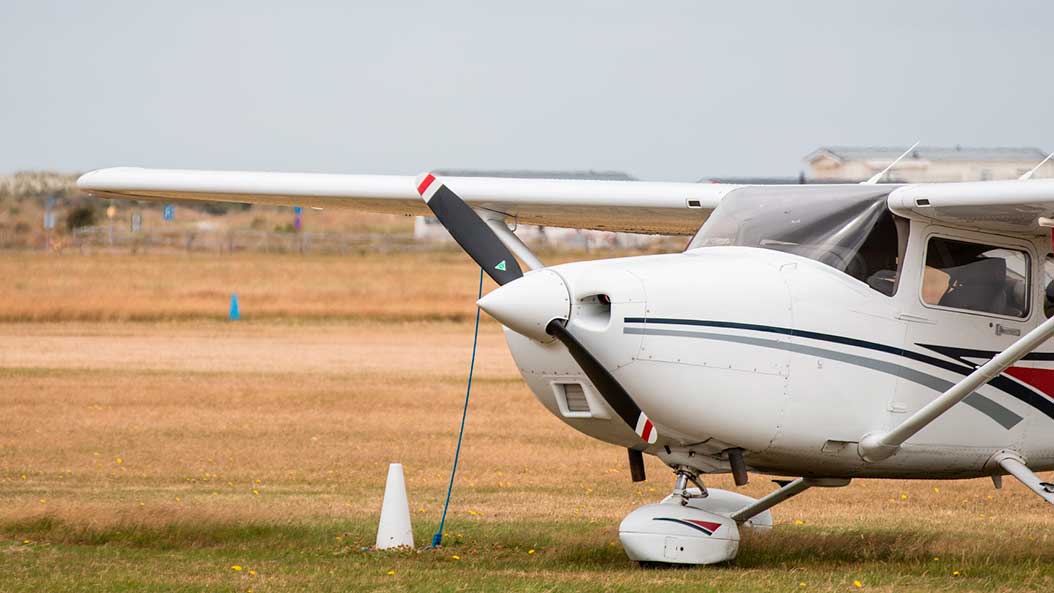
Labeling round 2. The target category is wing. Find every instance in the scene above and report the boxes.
[888,179,1054,235]
[77,167,737,235]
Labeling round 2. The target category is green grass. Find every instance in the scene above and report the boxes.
[3,516,1053,592]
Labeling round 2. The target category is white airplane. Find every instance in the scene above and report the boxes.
[78,153,1054,565]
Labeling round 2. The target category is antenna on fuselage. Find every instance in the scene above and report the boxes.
[861,141,920,185]
[1019,150,1054,180]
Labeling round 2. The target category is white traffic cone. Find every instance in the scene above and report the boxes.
[375,463,414,549]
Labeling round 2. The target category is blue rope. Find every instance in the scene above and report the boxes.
[431,267,484,548]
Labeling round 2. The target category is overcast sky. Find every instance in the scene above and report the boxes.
[2,1,1051,181]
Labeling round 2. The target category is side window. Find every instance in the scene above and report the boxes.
[922,237,1030,318]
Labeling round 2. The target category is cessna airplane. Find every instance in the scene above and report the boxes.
[78,152,1054,565]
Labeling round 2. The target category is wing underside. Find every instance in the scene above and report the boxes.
[888,179,1054,235]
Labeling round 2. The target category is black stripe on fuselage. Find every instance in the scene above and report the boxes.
[919,343,1054,363]
[624,317,1054,422]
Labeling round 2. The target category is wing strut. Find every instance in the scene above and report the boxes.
[993,452,1054,505]
[859,314,1054,462]
[479,211,545,271]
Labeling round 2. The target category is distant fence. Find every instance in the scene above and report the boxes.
[4,225,682,255]
[69,226,433,255]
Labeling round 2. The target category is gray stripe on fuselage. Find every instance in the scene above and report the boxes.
[624,326,1023,430]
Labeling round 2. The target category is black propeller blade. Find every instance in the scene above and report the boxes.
[546,319,657,444]
[416,173,524,286]
[415,173,657,445]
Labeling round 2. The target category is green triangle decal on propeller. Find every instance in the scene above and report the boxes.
[495,260,507,271]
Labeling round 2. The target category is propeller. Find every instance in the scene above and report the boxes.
[414,173,658,446]
[416,173,523,286]
[544,319,657,444]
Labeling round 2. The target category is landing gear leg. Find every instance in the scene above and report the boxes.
[672,466,708,506]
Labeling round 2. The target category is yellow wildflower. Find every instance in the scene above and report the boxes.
[528,549,535,555]
[230,565,242,572]
[853,580,862,588]
[794,519,805,525]
[451,555,460,560]
[387,570,396,576]
[115,458,123,464]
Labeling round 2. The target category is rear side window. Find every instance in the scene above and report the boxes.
[922,237,1030,318]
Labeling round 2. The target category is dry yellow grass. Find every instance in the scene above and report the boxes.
[1,252,493,322]
[2,319,1052,535]
[1,252,1054,591]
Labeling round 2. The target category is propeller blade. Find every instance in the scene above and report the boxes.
[414,174,654,444]
[545,319,658,444]
[415,173,524,286]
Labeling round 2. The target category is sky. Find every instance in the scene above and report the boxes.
[2,1,1052,181]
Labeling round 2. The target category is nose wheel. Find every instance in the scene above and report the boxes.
[672,466,708,506]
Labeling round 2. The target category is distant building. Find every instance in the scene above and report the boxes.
[805,146,1053,183]
[699,175,806,185]
[432,169,636,182]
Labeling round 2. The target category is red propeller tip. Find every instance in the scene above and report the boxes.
[416,173,437,196]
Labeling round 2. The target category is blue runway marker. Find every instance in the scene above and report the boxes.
[229,293,240,321]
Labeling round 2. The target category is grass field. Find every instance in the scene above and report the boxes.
[2,252,1054,592]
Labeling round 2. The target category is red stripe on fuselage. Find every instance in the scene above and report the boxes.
[1004,366,1054,399]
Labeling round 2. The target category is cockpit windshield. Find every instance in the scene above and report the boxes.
[686,191,901,295]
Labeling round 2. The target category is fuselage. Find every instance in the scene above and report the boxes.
[499,214,1054,480]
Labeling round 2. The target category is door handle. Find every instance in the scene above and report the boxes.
[995,324,1021,336]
